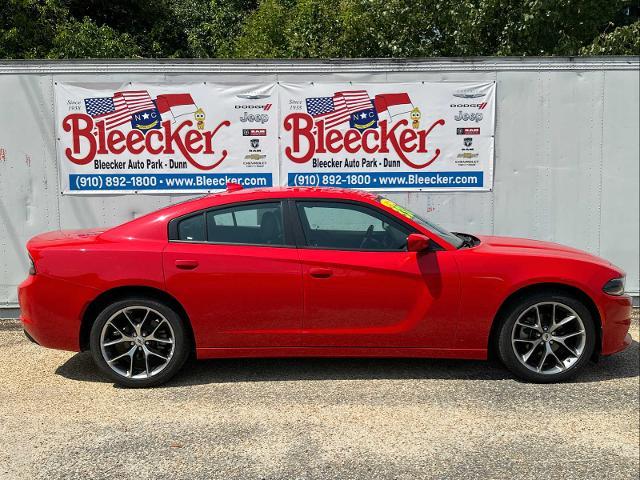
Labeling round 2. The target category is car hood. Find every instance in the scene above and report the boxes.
[474,235,614,268]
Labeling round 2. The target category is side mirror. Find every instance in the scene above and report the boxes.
[407,233,431,252]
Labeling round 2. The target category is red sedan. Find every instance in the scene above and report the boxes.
[19,186,632,387]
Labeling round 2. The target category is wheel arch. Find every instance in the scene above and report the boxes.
[487,282,602,358]
[80,286,194,352]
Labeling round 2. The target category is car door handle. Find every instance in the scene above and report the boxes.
[175,260,199,270]
[309,267,333,278]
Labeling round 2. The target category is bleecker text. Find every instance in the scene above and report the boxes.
[62,113,230,170]
[283,113,444,169]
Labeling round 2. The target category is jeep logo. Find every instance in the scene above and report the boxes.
[240,112,269,123]
[454,111,483,123]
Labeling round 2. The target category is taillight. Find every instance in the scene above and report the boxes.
[28,256,36,275]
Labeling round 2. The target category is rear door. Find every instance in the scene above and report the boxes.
[163,200,303,348]
[293,200,460,348]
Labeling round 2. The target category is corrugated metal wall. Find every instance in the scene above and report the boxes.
[1,58,638,311]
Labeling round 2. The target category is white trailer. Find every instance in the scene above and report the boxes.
[0,57,638,315]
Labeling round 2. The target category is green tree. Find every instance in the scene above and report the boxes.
[580,20,640,55]
[0,0,68,58]
[48,17,140,58]
[1,0,638,58]
[232,0,637,58]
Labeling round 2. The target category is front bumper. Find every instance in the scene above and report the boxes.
[599,293,634,356]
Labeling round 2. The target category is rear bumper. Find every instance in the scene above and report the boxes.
[18,274,98,352]
[599,293,634,356]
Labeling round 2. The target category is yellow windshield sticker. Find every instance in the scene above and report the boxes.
[380,198,415,219]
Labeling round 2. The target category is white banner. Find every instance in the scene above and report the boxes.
[280,82,495,191]
[55,82,278,194]
[54,81,494,194]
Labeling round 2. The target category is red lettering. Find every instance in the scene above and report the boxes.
[145,130,163,154]
[96,120,108,154]
[284,113,315,163]
[283,113,446,169]
[127,129,145,154]
[107,130,126,154]
[62,114,96,165]
[184,130,203,155]
[326,129,343,154]
[343,130,360,154]
[60,113,229,170]
[399,129,418,153]
[362,129,380,153]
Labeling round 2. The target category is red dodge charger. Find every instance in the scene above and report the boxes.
[19,186,632,387]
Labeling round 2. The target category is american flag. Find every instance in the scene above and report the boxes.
[305,90,373,129]
[84,91,156,130]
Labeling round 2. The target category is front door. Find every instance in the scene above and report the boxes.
[163,200,303,348]
[294,200,460,348]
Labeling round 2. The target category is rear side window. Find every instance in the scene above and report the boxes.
[177,214,205,241]
[207,202,283,245]
[170,201,287,246]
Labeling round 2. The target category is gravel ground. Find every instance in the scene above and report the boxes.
[0,312,638,480]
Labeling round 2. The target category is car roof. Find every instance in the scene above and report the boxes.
[183,186,380,210]
[212,186,378,200]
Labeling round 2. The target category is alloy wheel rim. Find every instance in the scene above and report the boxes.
[511,302,586,375]
[100,306,175,379]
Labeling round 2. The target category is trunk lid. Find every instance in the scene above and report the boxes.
[27,228,106,251]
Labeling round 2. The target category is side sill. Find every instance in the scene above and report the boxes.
[195,346,487,361]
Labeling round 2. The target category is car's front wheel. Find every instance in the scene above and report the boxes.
[89,297,190,387]
[497,293,596,383]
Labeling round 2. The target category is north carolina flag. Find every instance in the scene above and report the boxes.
[374,93,413,119]
[156,93,197,119]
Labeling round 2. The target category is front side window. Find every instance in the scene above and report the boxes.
[206,202,284,246]
[296,201,410,250]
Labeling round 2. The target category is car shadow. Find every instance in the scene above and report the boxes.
[55,339,638,387]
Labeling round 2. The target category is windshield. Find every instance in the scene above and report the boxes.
[377,197,464,248]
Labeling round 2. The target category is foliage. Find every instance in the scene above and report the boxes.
[580,20,640,55]
[1,0,638,58]
[48,17,140,58]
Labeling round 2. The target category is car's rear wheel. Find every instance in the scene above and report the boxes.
[497,293,596,383]
[89,297,190,387]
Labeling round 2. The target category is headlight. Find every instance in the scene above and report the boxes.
[603,277,625,296]
[28,256,36,276]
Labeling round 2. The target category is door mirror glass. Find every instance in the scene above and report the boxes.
[407,233,431,252]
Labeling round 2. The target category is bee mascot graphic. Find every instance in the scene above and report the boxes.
[194,108,206,130]
[410,107,421,129]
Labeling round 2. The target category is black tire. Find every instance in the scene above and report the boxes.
[497,292,596,383]
[89,297,191,387]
